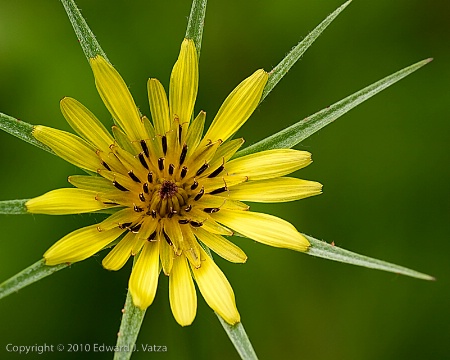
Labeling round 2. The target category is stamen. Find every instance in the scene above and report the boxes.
[128,170,141,183]
[184,205,192,212]
[161,135,167,155]
[178,219,190,224]
[158,157,165,171]
[113,181,128,192]
[163,230,173,245]
[103,201,119,205]
[148,231,157,241]
[209,186,227,195]
[168,207,177,218]
[169,163,175,175]
[130,223,142,233]
[194,186,205,201]
[151,210,157,218]
[148,172,153,183]
[138,153,149,170]
[203,207,220,213]
[196,162,209,176]
[178,124,183,144]
[134,205,144,212]
[179,144,187,165]
[180,166,188,179]
[191,180,198,190]
[101,161,111,171]
[143,183,149,194]
[139,193,146,202]
[119,222,132,229]
[190,220,203,227]
[140,140,149,157]
[208,164,225,178]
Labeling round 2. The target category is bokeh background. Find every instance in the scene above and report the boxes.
[0,0,449,359]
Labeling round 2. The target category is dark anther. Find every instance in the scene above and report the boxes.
[134,205,144,212]
[161,135,167,155]
[119,222,132,229]
[178,219,190,224]
[113,181,128,192]
[208,164,224,178]
[138,153,149,170]
[209,186,227,195]
[191,180,198,190]
[128,170,141,183]
[168,207,177,218]
[203,207,220,213]
[140,140,149,157]
[148,172,153,183]
[151,210,157,218]
[103,201,119,205]
[139,193,146,202]
[189,220,203,227]
[194,186,205,201]
[130,223,142,233]
[169,163,175,175]
[158,157,164,171]
[180,166,188,179]
[196,163,209,176]
[143,183,149,194]
[101,161,111,171]
[184,205,192,212]
[178,124,183,144]
[179,144,187,165]
[163,230,173,245]
[148,231,157,241]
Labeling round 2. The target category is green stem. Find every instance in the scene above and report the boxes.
[185,0,207,59]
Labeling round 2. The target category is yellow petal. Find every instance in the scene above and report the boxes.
[97,208,141,231]
[185,110,206,156]
[226,149,312,180]
[68,175,115,192]
[160,232,174,276]
[33,125,100,172]
[148,78,171,135]
[191,247,240,325]
[179,225,201,268]
[169,39,198,125]
[129,241,160,309]
[212,210,310,252]
[26,188,113,215]
[194,227,247,263]
[202,69,268,145]
[90,56,146,141]
[169,255,197,326]
[60,97,114,151]
[44,225,124,265]
[228,177,323,202]
[102,232,137,270]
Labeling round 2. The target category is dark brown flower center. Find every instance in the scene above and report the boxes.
[159,180,178,199]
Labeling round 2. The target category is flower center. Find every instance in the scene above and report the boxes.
[148,179,188,218]
[159,180,178,199]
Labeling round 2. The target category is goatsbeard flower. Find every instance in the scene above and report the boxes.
[26,39,322,326]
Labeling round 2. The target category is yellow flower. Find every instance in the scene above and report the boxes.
[26,39,322,326]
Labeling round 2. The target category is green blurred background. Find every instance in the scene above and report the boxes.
[1,0,449,359]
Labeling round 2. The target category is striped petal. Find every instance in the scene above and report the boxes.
[60,97,114,151]
[148,78,171,135]
[102,232,137,271]
[90,55,146,141]
[129,241,160,309]
[26,188,112,215]
[194,227,247,263]
[226,149,312,180]
[212,210,310,252]
[44,225,125,265]
[169,39,198,125]
[33,125,100,172]
[202,69,268,145]
[228,177,323,202]
[169,255,197,326]
[191,247,240,325]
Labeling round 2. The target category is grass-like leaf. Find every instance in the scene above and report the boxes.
[262,0,352,102]
[114,289,146,360]
[237,58,432,158]
[0,259,69,300]
[61,0,108,62]
[216,315,258,360]
[305,234,435,281]
[0,199,29,214]
[0,113,53,154]
[185,0,207,59]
